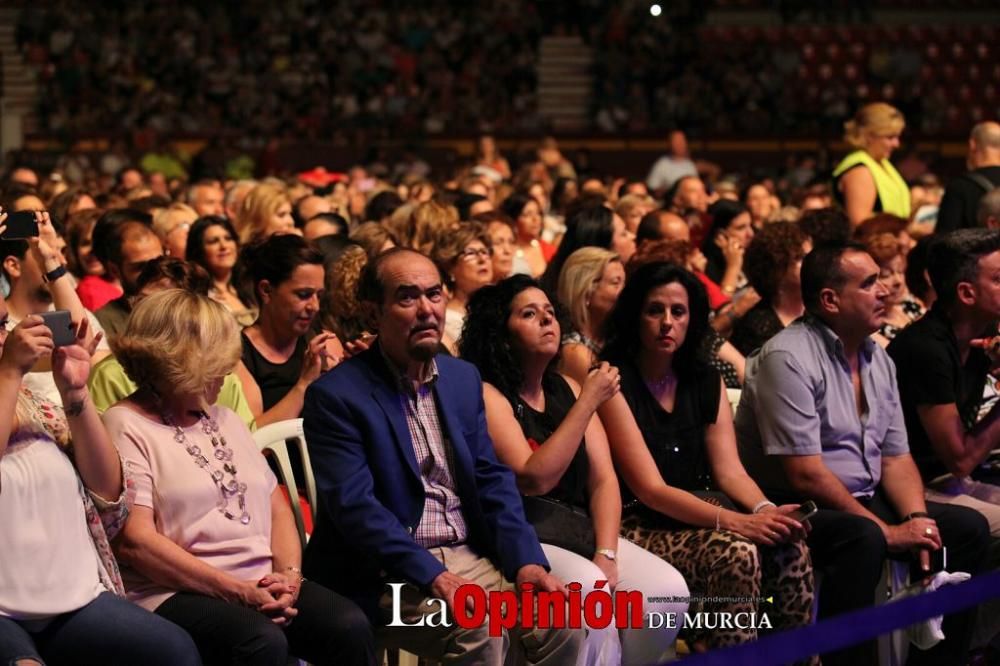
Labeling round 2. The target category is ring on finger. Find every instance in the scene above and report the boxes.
[924,527,933,536]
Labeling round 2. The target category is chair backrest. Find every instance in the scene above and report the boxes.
[253,419,310,548]
[253,418,316,513]
[726,388,742,417]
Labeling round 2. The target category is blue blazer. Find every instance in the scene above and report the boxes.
[301,346,547,619]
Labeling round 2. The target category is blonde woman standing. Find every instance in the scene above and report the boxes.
[833,102,911,227]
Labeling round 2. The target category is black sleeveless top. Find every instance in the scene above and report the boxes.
[512,373,590,510]
[617,357,720,493]
[240,332,307,411]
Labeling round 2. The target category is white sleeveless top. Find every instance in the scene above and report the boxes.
[0,394,104,620]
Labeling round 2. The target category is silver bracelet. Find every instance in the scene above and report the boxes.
[752,500,777,514]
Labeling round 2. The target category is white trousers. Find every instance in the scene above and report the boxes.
[541,537,689,666]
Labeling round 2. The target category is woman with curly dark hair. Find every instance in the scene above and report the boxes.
[729,222,811,357]
[459,275,688,666]
[597,261,815,651]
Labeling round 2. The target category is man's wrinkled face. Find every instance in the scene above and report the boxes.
[376,252,447,365]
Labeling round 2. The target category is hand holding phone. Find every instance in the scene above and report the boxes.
[911,546,947,582]
[39,310,75,347]
[787,500,818,524]
[1,211,40,240]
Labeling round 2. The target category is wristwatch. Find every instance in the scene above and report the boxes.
[595,548,617,561]
[44,265,68,283]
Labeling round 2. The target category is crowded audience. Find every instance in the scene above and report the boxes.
[4,89,1000,665]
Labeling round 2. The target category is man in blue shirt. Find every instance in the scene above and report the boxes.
[737,242,989,666]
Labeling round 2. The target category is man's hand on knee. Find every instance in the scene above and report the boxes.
[431,571,478,615]
[515,564,566,594]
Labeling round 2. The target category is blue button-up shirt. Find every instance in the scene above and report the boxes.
[736,316,909,499]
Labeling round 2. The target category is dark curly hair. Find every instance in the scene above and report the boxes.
[603,262,709,380]
[459,275,566,403]
[744,221,809,302]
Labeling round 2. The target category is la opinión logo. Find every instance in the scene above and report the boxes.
[387,581,774,636]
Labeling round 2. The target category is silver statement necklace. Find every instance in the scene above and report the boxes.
[163,409,251,525]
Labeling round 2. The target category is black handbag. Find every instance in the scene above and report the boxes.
[521,495,596,559]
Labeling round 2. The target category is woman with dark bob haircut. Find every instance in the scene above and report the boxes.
[459,275,688,665]
[596,261,815,651]
[186,216,256,327]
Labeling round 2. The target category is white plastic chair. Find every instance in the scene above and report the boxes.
[253,418,313,548]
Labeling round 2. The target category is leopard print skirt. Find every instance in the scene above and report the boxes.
[622,514,815,652]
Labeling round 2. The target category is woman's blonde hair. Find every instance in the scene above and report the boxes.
[152,202,198,242]
[844,102,905,149]
[113,289,242,400]
[557,247,620,335]
[409,201,460,255]
[236,183,290,244]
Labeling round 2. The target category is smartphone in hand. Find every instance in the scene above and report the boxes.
[39,310,75,347]
[787,500,818,524]
[911,546,947,581]
[1,211,40,239]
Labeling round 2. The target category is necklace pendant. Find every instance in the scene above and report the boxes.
[240,513,251,525]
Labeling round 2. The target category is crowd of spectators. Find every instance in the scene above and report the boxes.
[4,44,1000,660]
[589,8,999,136]
[15,0,542,138]
[14,3,1000,140]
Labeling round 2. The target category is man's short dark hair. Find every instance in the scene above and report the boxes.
[801,241,868,314]
[358,247,440,306]
[927,229,1000,308]
[91,208,153,267]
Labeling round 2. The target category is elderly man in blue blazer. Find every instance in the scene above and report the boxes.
[302,248,582,665]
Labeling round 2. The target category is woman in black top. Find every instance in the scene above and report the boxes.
[598,262,815,652]
[460,275,688,666]
[235,234,342,427]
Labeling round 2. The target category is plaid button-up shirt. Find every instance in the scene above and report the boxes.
[391,357,468,548]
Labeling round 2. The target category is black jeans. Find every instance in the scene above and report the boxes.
[802,494,989,666]
[155,580,376,666]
